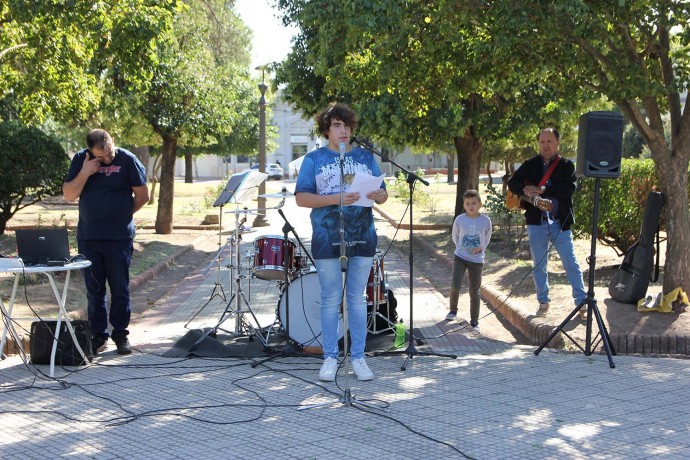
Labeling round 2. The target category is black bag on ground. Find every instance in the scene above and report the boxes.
[608,191,665,304]
[30,320,93,366]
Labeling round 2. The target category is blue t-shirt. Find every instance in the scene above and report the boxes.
[295,146,385,259]
[65,147,147,240]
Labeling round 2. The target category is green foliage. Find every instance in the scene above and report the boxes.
[622,125,645,159]
[389,169,436,213]
[0,121,69,234]
[483,185,525,249]
[203,179,227,209]
[572,159,689,255]
[0,0,181,124]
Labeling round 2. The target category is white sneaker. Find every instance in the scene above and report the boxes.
[471,323,480,332]
[445,311,457,321]
[319,357,338,381]
[351,357,374,381]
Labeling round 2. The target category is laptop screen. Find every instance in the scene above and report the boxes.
[15,228,71,265]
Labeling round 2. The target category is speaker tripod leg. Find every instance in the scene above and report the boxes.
[584,300,616,367]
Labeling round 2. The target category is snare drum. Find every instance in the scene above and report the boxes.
[252,235,296,281]
[277,272,344,348]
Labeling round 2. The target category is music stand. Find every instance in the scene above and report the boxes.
[185,171,267,330]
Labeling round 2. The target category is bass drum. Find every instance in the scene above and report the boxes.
[277,272,344,349]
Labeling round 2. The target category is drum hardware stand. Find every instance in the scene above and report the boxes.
[184,200,233,329]
[299,142,383,412]
[252,208,318,368]
[187,170,268,335]
[534,178,616,368]
[366,253,396,335]
[352,137,457,369]
[193,205,269,349]
[184,237,230,329]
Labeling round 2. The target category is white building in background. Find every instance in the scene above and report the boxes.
[172,90,448,180]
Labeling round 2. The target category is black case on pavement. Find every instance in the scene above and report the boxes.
[30,320,93,366]
[608,191,665,304]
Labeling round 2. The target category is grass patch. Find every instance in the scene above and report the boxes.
[131,240,189,277]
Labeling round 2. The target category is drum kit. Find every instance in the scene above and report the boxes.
[188,187,398,351]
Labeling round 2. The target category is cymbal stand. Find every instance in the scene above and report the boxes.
[184,237,230,329]
[184,204,229,329]
[196,206,268,347]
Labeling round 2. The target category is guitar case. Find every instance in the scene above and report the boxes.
[608,191,665,304]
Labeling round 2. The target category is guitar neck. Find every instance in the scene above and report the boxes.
[520,194,547,208]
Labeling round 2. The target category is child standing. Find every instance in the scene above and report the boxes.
[446,190,492,331]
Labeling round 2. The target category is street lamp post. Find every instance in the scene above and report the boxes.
[254,67,269,227]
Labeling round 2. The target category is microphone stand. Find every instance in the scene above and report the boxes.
[352,138,457,370]
[300,142,380,412]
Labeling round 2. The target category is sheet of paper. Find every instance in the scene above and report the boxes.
[349,172,385,207]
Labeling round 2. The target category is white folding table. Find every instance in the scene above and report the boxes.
[1,260,91,377]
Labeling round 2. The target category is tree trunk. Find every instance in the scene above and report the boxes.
[155,135,178,234]
[148,155,162,205]
[184,151,193,183]
[446,152,455,184]
[650,141,690,294]
[453,127,483,217]
[130,145,151,173]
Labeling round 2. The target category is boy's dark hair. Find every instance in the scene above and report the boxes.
[537,127,560,141]
[463,189,481,202]
[316,102,357,138]
[86,129,114,150]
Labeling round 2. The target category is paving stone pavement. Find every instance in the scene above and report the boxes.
[2,190,690,459]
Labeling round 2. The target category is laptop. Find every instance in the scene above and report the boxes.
[15,228,71,266]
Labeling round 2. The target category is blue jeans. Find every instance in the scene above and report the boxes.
[314,256,372,359]
[78,239,134,340]
[526,220,586,307]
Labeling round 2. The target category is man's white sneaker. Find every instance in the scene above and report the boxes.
[319,357,338,381]
[351,357,374,381]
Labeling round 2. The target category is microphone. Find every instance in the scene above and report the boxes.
[350,136,369,149]
[278,208,286,219]
[339,255,348,272]
[338,142,346,162]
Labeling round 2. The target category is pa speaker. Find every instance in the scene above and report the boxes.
[576,111,624,178]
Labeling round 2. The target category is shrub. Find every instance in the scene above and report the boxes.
[572,158,689,255]
[390,169,435,212]
[485,185,525,248]
[0,121,69,234]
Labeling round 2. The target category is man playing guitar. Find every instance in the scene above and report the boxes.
[507,127,587,319]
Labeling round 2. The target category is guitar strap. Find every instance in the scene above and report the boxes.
[538,155,561,188]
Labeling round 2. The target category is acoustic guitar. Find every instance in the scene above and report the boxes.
[506,189,551,212]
